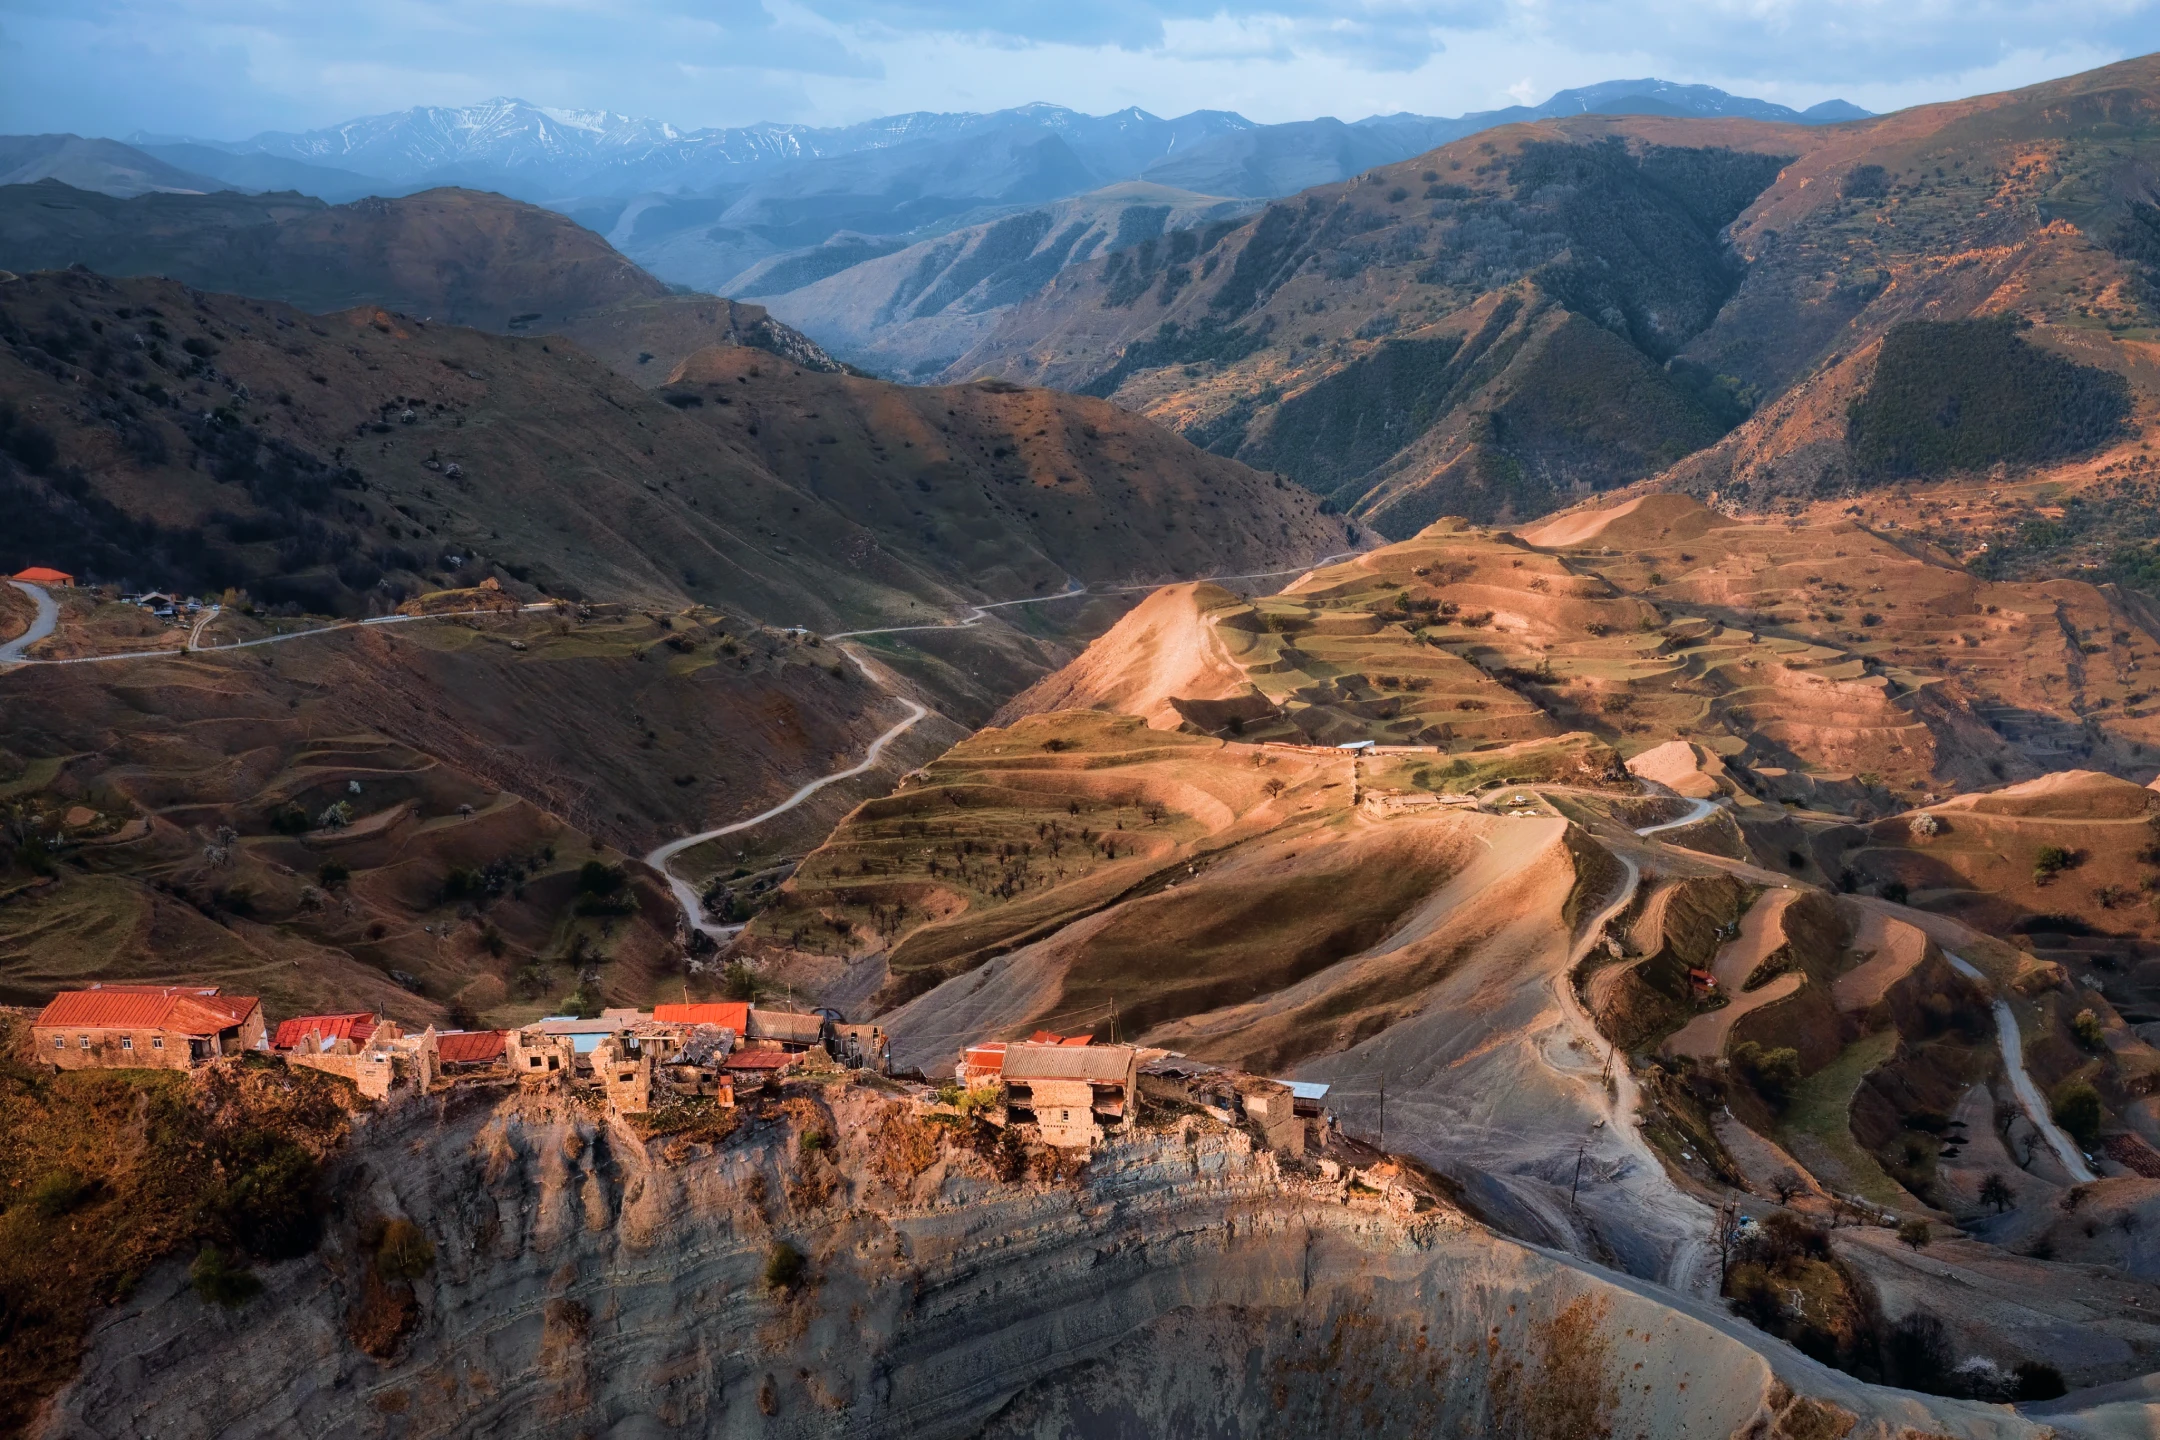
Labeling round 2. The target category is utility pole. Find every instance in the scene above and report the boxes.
[1377,1069,1387,1152]
[1110,995,1119,1046]
[1571,1140,1588,1208]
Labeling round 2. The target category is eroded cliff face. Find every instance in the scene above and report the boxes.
[41,1083,2037,1440]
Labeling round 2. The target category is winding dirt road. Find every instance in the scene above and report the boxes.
[0,583,555,669]
[644,649,929,942]
[1944,951,2098,1183]
[644,548,1361,941]
[1634,794,1722,837]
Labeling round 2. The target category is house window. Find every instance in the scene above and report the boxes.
[52,1036,63,1050]
[79,1035,90,1049]
[152,1036,164,1049]
[121,1036,133,1050]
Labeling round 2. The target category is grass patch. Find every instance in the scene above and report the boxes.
[1777,1028,1906,1209]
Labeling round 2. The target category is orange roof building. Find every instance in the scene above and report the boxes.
[272,1013,379,1052]
[653,1001,751,1034]
[437,1030,508,1067]
[11,566,74,586]
[33,984,265,1071]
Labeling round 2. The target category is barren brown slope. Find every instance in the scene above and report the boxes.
[1000,487,2160,809]
[0,269,1342,640]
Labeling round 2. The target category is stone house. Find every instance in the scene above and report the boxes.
[1000,1042,1139,1150]
[505,1027,579,1082]
[591,1034,654,1116]
[1237,1079,1306,1158]
[33,985,265,1071]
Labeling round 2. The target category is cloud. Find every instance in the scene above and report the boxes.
[0,0,2151,138]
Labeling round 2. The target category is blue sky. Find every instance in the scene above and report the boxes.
[0,0,2153,139]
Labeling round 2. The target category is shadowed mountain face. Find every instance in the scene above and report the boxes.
[0,184,663,331]
[0,268,1344,626]
[0,182,846,383]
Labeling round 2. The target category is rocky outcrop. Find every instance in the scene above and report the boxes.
[42,1082,2047,1439]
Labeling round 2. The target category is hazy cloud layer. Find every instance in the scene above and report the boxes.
[0,0,2150,140]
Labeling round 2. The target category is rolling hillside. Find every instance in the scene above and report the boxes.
[0,268,1343,629]
[944,114,1819,532]
[948,55,2160,546]
[0,182,848,385]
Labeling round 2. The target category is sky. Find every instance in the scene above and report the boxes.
[0,0,2153,140]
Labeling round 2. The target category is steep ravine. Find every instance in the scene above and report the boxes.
[43,1084,2043,1439]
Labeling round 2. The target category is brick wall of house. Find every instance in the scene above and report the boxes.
[33,1026,202,1071]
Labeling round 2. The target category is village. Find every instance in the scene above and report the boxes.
[25,979,1388,1185]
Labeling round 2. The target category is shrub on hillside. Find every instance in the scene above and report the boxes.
[1730,1041,1803,1107]
[2052,1079,2102,1150]
[763,1241,804,1290]
[188,1246,261,1308]
[577,860,626,895]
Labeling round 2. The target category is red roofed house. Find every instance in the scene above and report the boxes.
[12,567,74,586]
[654,1001,751,1033]
[958,1042,1007,1086]
[34,984,265,1071]
[436,1030,507,1069]
[272,1013,378,1053]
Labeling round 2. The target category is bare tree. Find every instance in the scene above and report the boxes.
[1979,1173,2015,1214]
[1771,1170,1806,1206]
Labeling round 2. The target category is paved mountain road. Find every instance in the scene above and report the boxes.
[0,581,59,662]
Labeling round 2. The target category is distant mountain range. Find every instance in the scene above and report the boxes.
[87,83,1865,303]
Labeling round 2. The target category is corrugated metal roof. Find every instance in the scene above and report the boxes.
[1282,1081,1332,1101]
[654,1002,750,1032]
[36,987,258,1035]
[437,1031,506,1064]
[272,1014,377,1051]
[747,1010,823,1043]
[1003,1042,1137,1084]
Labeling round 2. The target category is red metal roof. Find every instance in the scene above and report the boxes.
[654,1002,751,1032]
[272,1014,377,1051]
[1025,1030,1093,1046]
[36,986,259,1035]
[13,567,74,584]
[437,1030,507,1064]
